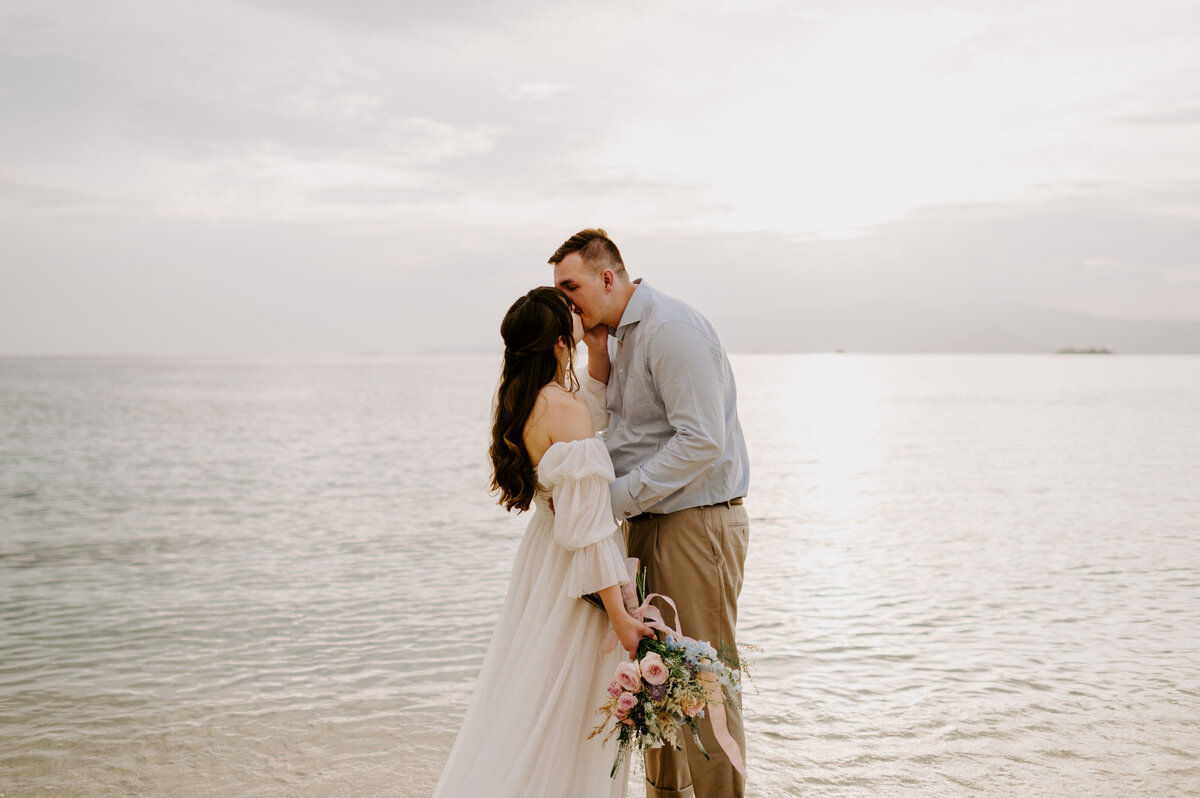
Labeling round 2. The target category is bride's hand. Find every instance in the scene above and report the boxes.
[582,323,609,353]
[582,324,611,384]
[596,584,653,656]
[613,613,655,658]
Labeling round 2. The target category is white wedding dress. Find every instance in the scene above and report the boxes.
[432,437,631,798]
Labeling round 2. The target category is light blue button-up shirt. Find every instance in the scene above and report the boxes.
[582,281,750,520]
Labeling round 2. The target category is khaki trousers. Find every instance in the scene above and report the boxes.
[624,501,750,798]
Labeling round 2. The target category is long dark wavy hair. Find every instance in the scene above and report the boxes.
[489,287,580,513]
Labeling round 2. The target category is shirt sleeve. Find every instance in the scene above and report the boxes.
[539,439,630,597]
[609,319,726,520]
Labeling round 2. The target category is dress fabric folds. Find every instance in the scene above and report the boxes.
[432,437,630,798]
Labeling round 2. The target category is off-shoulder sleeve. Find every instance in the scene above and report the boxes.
[537,438,629,598]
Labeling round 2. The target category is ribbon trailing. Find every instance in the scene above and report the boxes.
[596,561,746,778]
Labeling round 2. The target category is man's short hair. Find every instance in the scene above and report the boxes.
[548,228,626,275]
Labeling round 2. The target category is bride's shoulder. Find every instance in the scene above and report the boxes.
[531,384,592,439]
[538,382,585,406]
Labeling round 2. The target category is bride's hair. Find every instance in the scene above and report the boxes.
[490,286,579,513]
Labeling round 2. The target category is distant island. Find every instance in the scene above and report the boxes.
[1056,347,1114,354]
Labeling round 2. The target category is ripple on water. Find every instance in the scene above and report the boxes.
[3,355,1200,796]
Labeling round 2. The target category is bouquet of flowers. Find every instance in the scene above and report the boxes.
[590,573,746,778]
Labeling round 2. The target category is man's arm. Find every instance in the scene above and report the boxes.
[608,320,725,520]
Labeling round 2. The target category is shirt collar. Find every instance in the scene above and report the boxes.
[613,279,649,341]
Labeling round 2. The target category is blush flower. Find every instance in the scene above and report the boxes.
[616,692,638,713]
[615,661,642,693]
[682,697,704,717]
[639,652,669,686]
[607,681,622,697]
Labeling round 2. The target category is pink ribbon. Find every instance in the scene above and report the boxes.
[632,591,680,636]
[596,575,746,777]
[703,682,746,777]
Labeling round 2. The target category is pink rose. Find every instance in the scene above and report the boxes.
[639,652,669,686]
[614,661,641,693]
[682,697,704,717]
[607,681,621,697]
[616,692,638,713]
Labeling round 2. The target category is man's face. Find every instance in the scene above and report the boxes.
[554,252,607,330]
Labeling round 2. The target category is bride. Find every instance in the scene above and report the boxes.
[432,286,654,798]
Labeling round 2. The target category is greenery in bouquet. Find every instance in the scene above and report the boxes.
[590,570,747,778]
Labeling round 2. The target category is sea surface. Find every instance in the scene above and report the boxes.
[1,354,1198,797]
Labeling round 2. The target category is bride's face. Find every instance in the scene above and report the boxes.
[568,303,584,346]
[554,302,583,365]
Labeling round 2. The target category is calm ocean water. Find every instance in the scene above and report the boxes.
[1,354,1198,797]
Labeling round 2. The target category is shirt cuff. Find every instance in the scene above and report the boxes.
[609,475,640,521]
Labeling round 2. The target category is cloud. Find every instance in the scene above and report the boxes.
[383,118,497,164]
[1123,107,1200,125]
[504,81,570,100]
[619,182,1200,323]
[3,0,1200,354]
[0,178,102,211]
[231,0,568,33]
[3,182,1198,356]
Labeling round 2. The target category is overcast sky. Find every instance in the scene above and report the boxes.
[2,0,1199,355]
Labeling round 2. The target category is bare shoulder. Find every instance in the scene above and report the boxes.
[525,384,593,465]
[528,383,578,422]
[540,385,594,443]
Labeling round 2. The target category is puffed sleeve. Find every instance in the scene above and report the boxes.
[537,438,630,598]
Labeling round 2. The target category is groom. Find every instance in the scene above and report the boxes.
[551,229,751,798]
